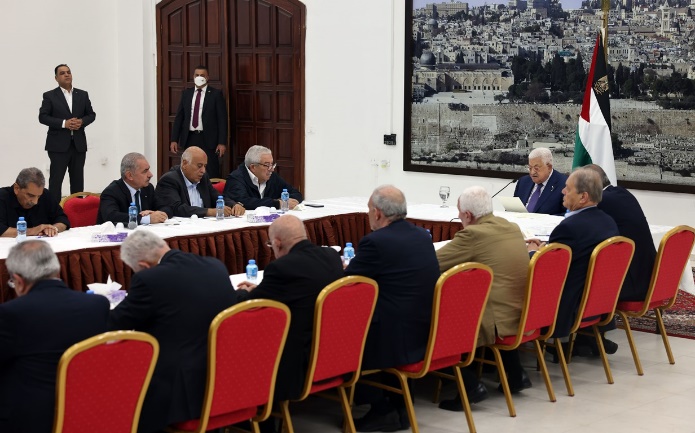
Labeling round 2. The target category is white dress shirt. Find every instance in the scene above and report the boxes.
[181,169,203,207]
[246,166,267,197]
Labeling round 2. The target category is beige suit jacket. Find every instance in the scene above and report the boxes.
[436,213,529,346]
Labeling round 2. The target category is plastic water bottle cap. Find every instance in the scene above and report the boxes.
[86,290,94,294]
[346,242,352,247]
[218,196,223,199]
[249,259,256,264]
[130,202,135,206]
[18,217,24,221]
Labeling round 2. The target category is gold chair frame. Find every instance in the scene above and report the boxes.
[59,191,101,208]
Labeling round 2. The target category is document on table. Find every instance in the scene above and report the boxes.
[230,271,265,289]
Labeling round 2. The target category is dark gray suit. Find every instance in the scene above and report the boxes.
[155,166,237,218]
[39,86,96,201]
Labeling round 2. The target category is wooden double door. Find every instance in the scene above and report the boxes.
[157,0,305,191]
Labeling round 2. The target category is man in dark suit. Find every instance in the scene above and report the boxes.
[224,145,302,210]
[169,65,228,178]
[584,164,657,302]
[513,147,567,215]
[345,185,440,432]
[528,167,619,349]
[109,231,238,433]
[0,240,109,433]
[39,64,96,202]
[0,167,69,237]
[236,215,343,424]
[97,152,168,225]
[155,146,244,218]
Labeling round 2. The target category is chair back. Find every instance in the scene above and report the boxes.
[195,300,290,432]
[644,225,695,309]
[421,263,493,373]
[60,192,101,228]
[53,331,159,433]
[572,236,635,331]
[299,276,378,399]
[210,178,226,195]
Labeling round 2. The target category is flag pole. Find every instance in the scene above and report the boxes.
[602,0,609,57]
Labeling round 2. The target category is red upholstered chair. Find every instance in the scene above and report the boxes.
[168,299,290,433]
[552,236,634,396]
[59,192,101,228]
[210,178,226,195]
[53,331,159,433]
[278,276,378,433]
[359,263,493,433]
[469,243,571,417]
[616,225,695,375]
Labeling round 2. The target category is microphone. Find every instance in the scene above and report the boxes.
[491,178,519,199]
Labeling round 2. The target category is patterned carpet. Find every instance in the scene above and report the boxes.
[618,287,695,340]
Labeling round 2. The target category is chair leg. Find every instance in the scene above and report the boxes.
[655,308,675,364]
[391,372,419,433]
[491,347,516,417]
[616,310,643,375]
[566,333,576,364]
[534,340,556,402]
[278,401,294,433]
[453,366,476,433]
[554,337,574,397]
[432,377,443,403]
[335,387,356,433]
[250,422,261,433]
[592,326,614,384]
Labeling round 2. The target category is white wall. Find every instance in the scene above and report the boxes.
[0,0,692,228]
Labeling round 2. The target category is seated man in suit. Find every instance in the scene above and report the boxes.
[97,152,168,225]
[0,240,109,433]
[155,146,244,218]
[224,145,302,210]
[584,164,657,302]
[0,167,70,237]
[528,167,620,354]
[436,186,531,412]
[236,215,344,431]
[344,185,440,432]
[108,230,239,433]
[513,147,567,215]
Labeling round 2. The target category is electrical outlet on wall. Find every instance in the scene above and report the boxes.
[383,134,396,145]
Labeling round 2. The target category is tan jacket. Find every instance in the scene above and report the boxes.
[436,213,529,346]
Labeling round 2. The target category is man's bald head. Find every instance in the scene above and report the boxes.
[268,215,307,258]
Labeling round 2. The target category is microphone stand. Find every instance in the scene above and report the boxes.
[491,178,519,198]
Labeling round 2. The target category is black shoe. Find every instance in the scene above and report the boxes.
[354,407,402,432]
[599,337,619,355]
[396,407,410,430]
[498,370,532,394]
[438,383,489,412]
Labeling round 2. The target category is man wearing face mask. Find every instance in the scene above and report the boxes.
[169,65,229,178]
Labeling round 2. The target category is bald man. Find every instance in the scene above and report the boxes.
[155,146,244,218]
[236,215,344,405]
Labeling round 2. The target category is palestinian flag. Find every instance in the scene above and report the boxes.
[573,31,617,186]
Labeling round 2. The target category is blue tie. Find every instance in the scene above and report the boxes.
[526,184,542,213]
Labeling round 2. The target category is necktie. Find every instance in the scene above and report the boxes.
[134,190,141,214]
[526,184,542,213]
[192,89,202,128]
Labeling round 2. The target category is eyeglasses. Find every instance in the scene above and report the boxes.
[255,162,277,170]
[526,164,545,172]
[266,240,273,247]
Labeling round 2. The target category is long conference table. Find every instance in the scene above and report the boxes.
[1,197,692,302]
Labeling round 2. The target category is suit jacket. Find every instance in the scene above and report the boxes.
[599,186,657,301]
[436,214,529,346]
[236,240,344,400]
[514,170,568,216]
[108,250,238,433]
[344,219,440,370]
[224,163,303,210]
[155,166,236,218]
[0,186,70,236]
[39,86,96,152]
[170,86,228,150]
[97,179,157,225]
[0,280,109,433]
[548,207,619,337]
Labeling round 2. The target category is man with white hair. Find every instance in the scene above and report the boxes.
[436,186,531,411]
[109,230,238,433]
[224,145,302,210]
[0,240,109,433]
[513,147,567,215]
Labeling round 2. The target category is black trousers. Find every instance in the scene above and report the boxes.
[185,132,222,178]
[48,139,85,202]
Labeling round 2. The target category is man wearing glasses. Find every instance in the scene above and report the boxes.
[224,145,302,210]
[513,147,567,216]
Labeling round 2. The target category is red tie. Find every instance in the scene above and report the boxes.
[192,89,202,128]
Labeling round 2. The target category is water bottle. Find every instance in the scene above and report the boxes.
[343,242,355,266]
[16,217,26,243]
[216,196,225,220]
[128,202,138,229]
[246,259,258,282]
[280,189,290,213]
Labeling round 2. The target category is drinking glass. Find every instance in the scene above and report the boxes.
[439,186,450,208]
